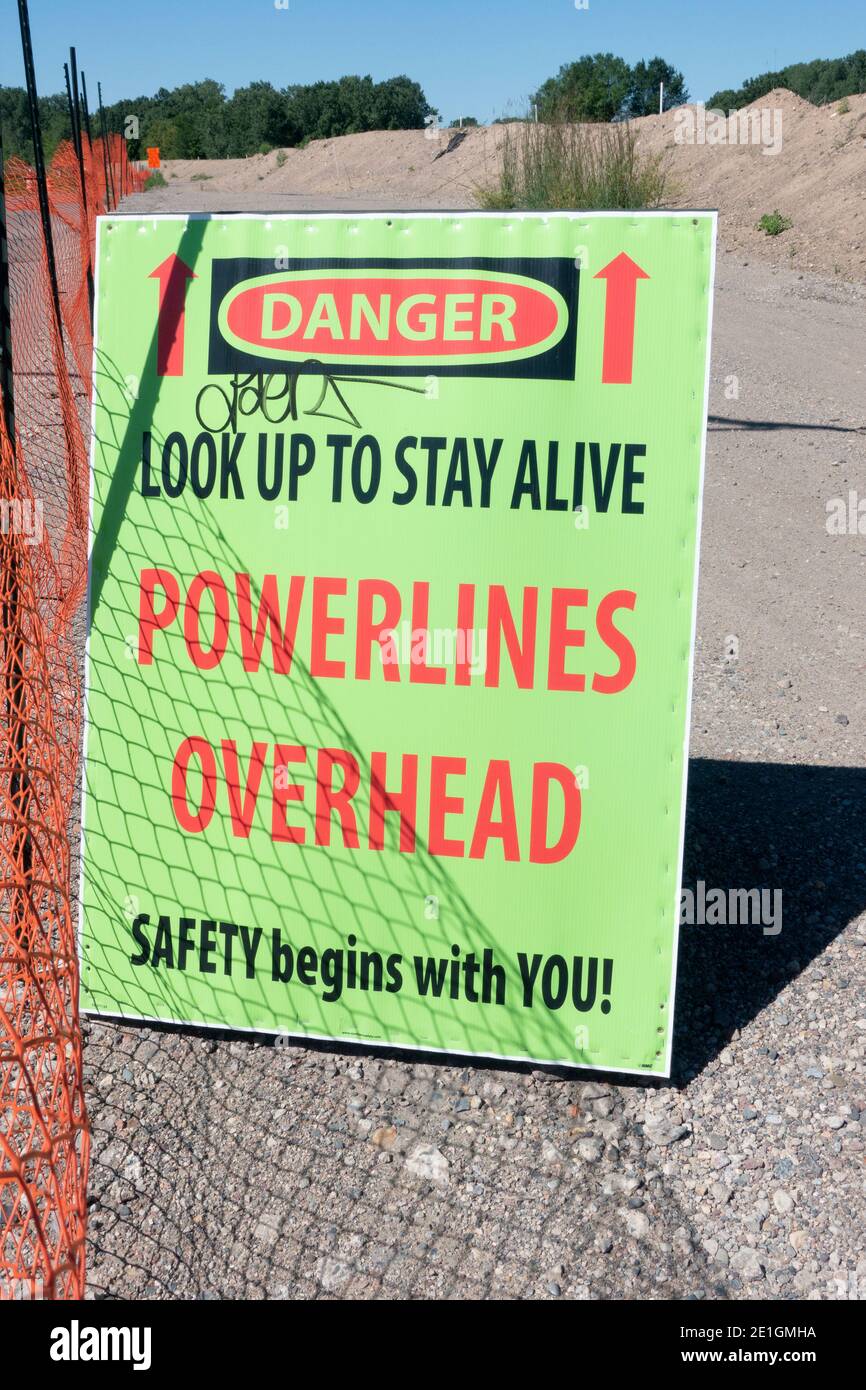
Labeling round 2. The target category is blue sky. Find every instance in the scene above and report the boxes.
[1,0,863,117]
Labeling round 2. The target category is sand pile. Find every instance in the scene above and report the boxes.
[155,89,866,281]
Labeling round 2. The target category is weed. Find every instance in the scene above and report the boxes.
[477,116,669,211]
[144,171,167,189]
[757,210,792,236]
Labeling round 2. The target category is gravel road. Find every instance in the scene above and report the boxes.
[83,194,866,1300]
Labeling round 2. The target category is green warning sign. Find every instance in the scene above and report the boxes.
[81,210,716,1075]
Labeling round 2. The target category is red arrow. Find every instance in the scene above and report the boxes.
[149,255,196,376]
[594,252,649,385]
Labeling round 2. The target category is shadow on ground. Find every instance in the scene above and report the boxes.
[708,414,866,435]
[674,757,866,1083]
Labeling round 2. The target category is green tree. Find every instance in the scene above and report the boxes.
[369,75,431,130]
[707,49,866,110]
[162,80,226,158]
[0,86,71,163]
[533,54,632,122]
[706,89,739,113]
[225,81,292,156]
[140,115,181,160]
[3,69,435,166]
[625,58,689,117]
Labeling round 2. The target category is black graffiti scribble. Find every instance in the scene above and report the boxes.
[194,365,427,434]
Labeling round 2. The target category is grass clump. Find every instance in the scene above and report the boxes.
[757,210,792,236]
[478,117,669,210]
[144,170,167,189]
[191,172,212,181]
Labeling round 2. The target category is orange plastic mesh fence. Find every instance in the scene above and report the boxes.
[1,135,146,1300]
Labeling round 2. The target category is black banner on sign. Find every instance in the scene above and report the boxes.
[207,256,580,380]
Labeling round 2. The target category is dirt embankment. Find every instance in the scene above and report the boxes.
[636,88,866,281]
[141,89,866,283]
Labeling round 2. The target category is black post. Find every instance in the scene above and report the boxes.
[97,81,116,210]
[80,71,94,149]
[96,83,113,211]
[68,47,94,326]
[101,110,114,211]
[115,111,125,198]
[68,49,88,209]
[17,0,63,335]
[63,61,77,155]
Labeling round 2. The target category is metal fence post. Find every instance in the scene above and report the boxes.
[17,0,63,335]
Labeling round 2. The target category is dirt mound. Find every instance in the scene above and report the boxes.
[161,125,505,208]
[745,86,821,116]
[153,90,866,281]
[634,89,866,278]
